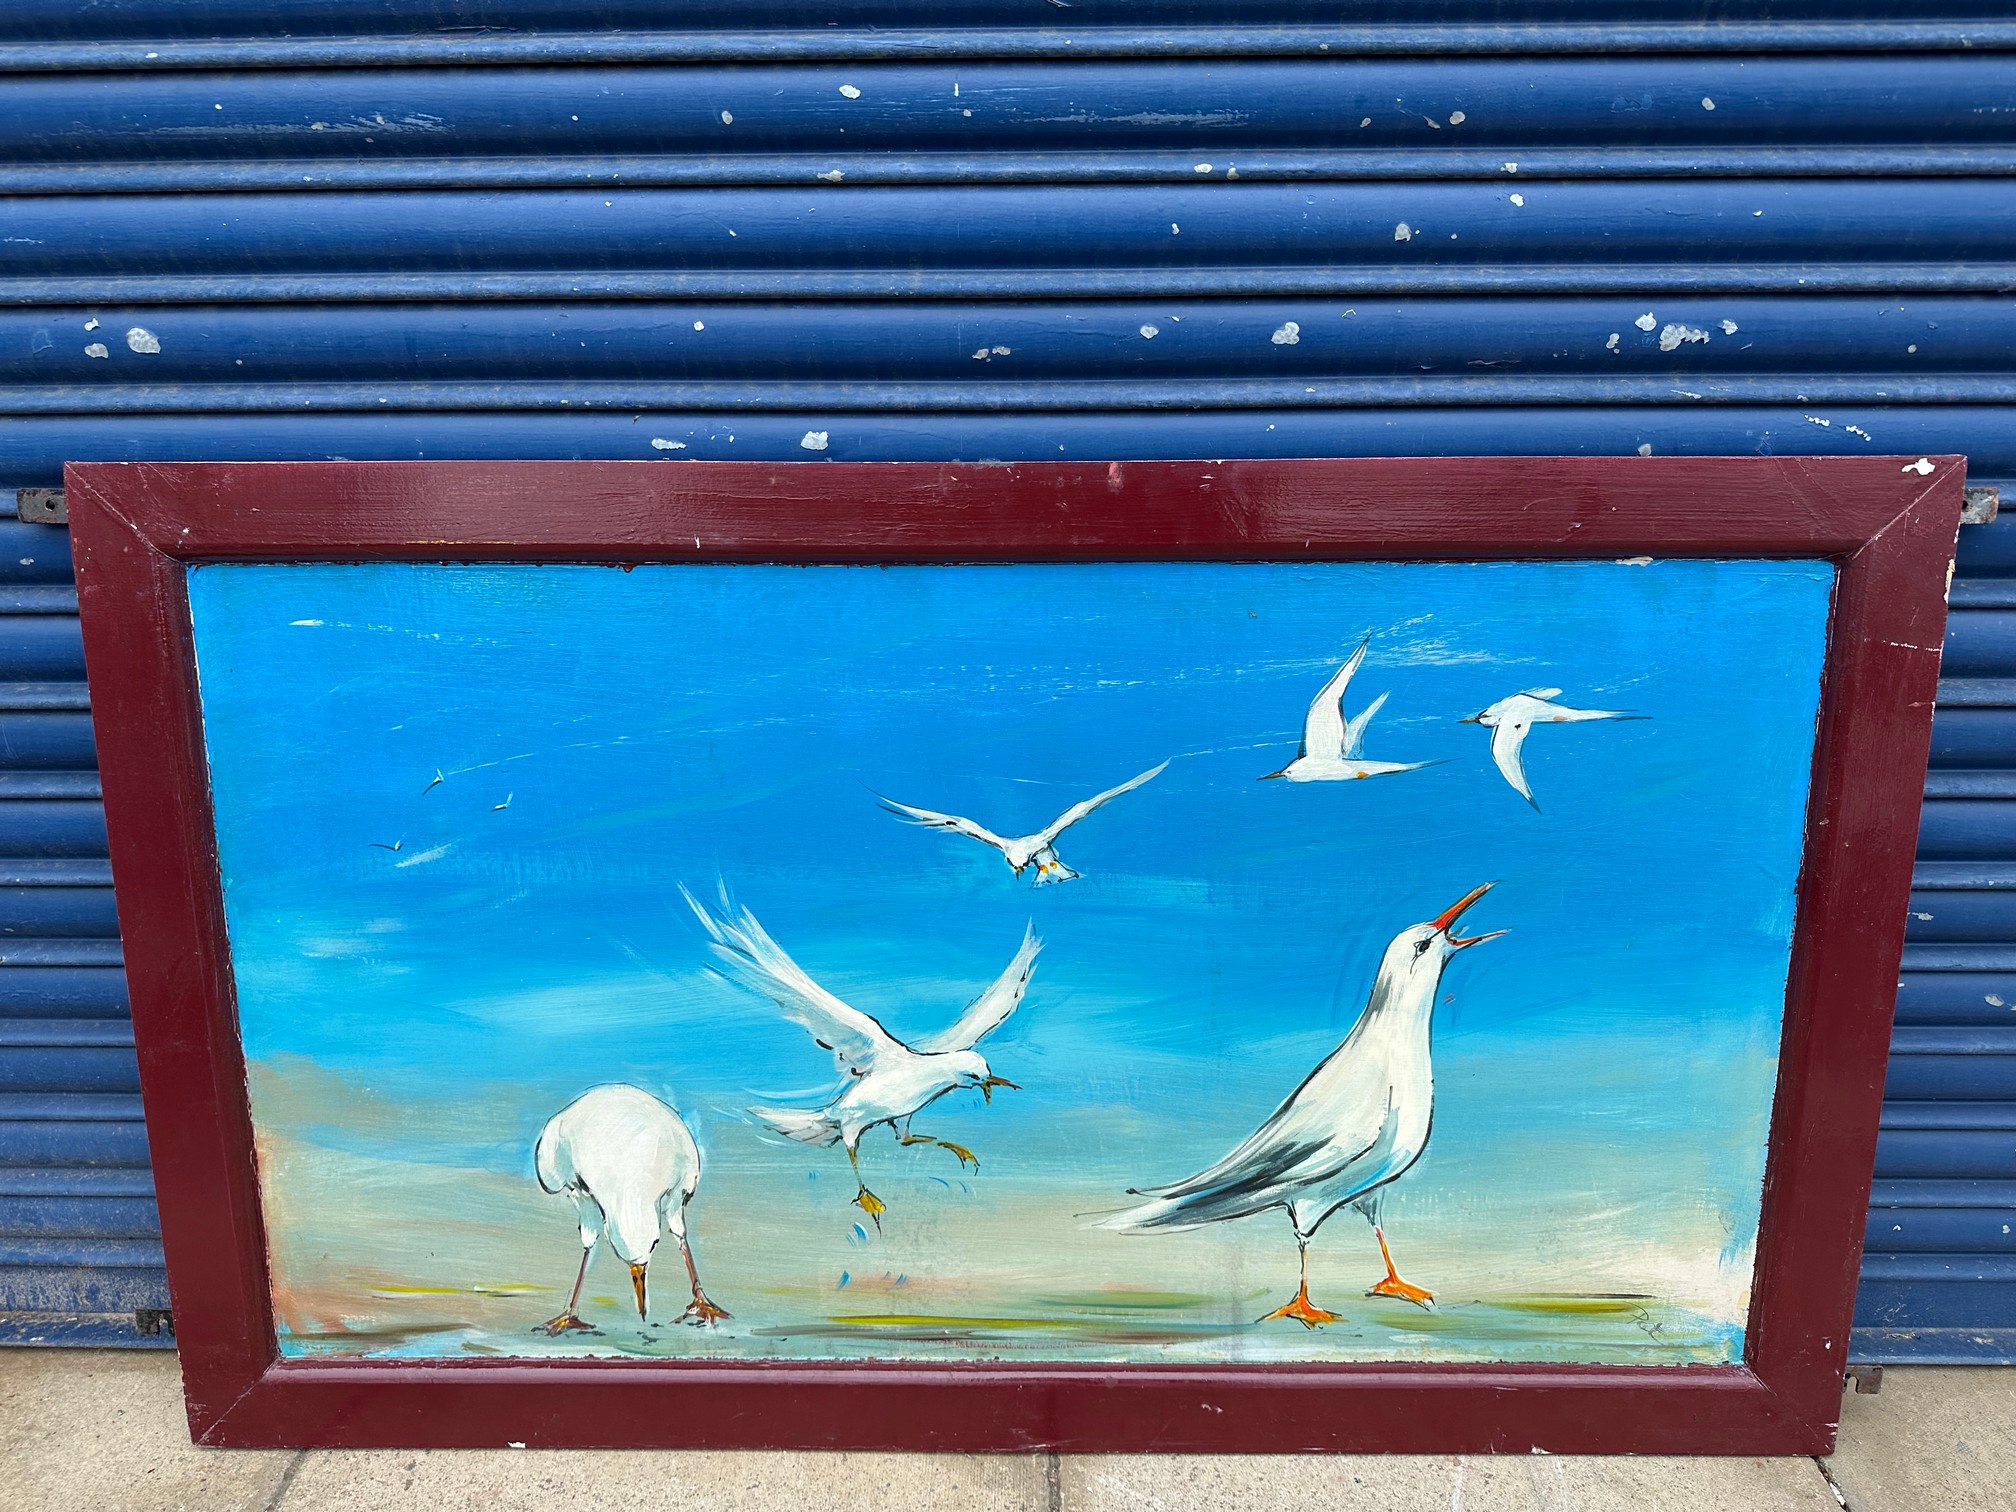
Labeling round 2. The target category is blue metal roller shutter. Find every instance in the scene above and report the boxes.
[0,0,2011,1357]
[0,500,164,1347]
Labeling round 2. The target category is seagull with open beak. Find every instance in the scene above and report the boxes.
[1101,884,1504,1327]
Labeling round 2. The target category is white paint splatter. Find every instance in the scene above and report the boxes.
[1193,163,1213,173]
[1804,415,1832,427]
[692,321,705,331]
[1616,557,1654,566]
[1719,319,1739,334]
[1989,994,2006,1007]
[289,618,325,626]
[1605,333,1620,351]
[1360,117,1372,128]
[83,343,108,359]
[1139,324,1159,339]
[1226,166,1239,179]
[1846,424,1873,441]
[720,110,733,125]
[1502,161,1518,173]
[125,327,160,354]
[1903,458,1935,475]
[1908,343,1919,353]
[1509,193,1525,207]
[650,438,687,450]
[838,85,861,99]
[83,318,98,331]
[817,168,844,181]
[1701,96,1716,110]
[1394,222,1412,241]
[800,430,830,451]
[1271,321,1301,345]
[1658,323,1711,351]
[1637,443,1654,456]
[1634,312,1657,331]
[1170,223,1180,234]
[1449,111,1466,125]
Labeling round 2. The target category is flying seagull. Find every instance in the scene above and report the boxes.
[1101,884,1503,1327]
[422,769,444,796]
[1462,689,1645,809]
[1261,639,1438,783]
[879,761,1168,885]
[684,886,1036,1227]
[534,1083,729,1335]
[368,840,403,852]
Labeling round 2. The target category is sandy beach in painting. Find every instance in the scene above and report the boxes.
[188,558,1831,1369]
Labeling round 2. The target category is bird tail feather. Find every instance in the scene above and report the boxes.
[1092,1186,1275,1234]
[749,1105,842,1146]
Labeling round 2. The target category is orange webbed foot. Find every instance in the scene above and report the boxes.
[678,1293,731,1326]
[1368,1274,1436,1310]
[1260,1289,1345,1329]
[854,1186,886,1229]
[536,1312,595,1337]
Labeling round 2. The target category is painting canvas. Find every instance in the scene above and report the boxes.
[182,555,1832,1369]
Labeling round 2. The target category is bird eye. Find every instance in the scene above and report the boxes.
[1413,938,1431,957]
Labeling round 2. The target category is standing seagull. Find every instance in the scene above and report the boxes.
[534,1083,730,1335]
[1462,689,1644,810]
[1100,885,1502,1327]
[684,888,1037,1226]
[878,761,1168,885]
[1261,639,1437,783]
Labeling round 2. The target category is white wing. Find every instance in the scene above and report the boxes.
[1342,690,1388,759]
[912,925,1042,1055]
[1034,761,1169,846]
[682,886,901,1071]
[1489,720,1538,807]
[1521,687,1563,700]
[1298,640,1368,759]
[877,796,1011,853]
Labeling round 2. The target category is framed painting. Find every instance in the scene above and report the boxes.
[66,456,1964,1453]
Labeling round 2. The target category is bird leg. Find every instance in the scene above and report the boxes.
[537,1246,598,1336]
[674,1232,731,1326]
[1261,1238,1344,1329]
[1366,1226,1435,1310]
[900,1133,979,1170]
[847,1144,886,1229]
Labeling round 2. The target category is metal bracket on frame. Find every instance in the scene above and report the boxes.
[1962,485,2000,526]
[15,487,65,525]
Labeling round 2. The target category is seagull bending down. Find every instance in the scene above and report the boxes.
[534,1083,729,1335]
[878,761,1168,885]
[1462,689,1645,809]
[1100,885,1502,1327]
[684,887,1038,1227]
[1261,639,1437,783]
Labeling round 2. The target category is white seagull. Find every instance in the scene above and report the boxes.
[1462,689,1644,810]
[533,1083,729,1336]
[878,760,1168,885]
[684,887,1038,1226]
[1261,639,1437,783]
[1101,884,1502,1328]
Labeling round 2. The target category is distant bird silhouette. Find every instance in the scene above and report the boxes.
[534,1083,729,1335]
[684,887,1036,1227]
[368,840,403,852]
[879,761,1168,885]
[1261,639,1438,783]
[1462,689,1644,809]
[421,769,444,796]
[1101,885,1503,1327]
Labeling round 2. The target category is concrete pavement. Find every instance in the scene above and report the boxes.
[0,1350,2003,1511]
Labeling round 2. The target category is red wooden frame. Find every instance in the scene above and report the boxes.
[65,455,1964,1454]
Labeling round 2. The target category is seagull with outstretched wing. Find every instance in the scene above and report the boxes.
[1262,638,1439,783]
[879,760,1168,885]
[683,886,1038,1227]
[1462,688,1645,810]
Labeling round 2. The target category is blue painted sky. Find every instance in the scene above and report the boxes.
[189,559,1830,1192]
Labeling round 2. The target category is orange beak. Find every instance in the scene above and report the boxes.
[629,1261,648,1321]
[1431,883,1504,948]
